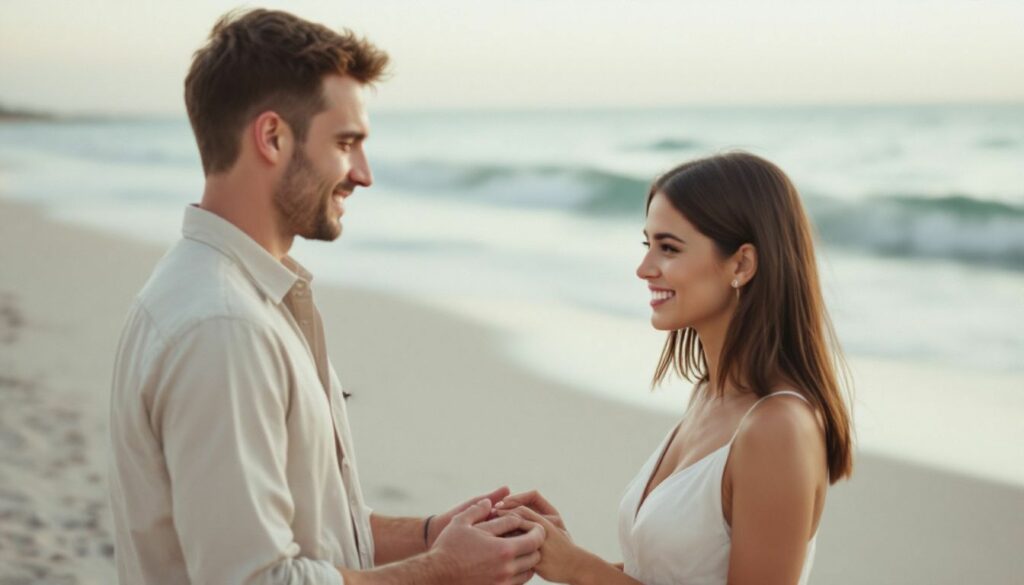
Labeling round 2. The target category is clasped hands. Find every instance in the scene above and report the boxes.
[426,487,584,585]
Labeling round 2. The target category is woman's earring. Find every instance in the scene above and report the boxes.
[731,279,740,300]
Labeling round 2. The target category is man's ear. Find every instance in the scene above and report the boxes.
[251,111,292,166]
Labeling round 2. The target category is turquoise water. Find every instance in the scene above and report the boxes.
[1,105,1021,374]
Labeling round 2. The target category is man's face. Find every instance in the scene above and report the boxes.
[273,75,372,242]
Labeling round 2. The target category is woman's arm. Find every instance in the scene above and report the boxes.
[726,397,826,585]
[572,552,642,585]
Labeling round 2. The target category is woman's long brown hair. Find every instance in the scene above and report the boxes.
[649,152,854,483]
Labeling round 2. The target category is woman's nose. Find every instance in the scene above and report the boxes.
[636,252,658,280]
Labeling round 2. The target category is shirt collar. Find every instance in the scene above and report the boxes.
[181,205,311,305]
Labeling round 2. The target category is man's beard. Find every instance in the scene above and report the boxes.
[272,149,347,242]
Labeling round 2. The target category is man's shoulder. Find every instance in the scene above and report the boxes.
[132,238,274,343]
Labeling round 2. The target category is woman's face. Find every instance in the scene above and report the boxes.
[637,191,734,331]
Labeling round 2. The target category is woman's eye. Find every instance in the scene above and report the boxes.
[642,241,678,253]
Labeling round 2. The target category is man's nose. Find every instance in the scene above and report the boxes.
[350,150,372,187]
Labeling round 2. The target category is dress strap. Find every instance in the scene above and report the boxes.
[728,390,810,444]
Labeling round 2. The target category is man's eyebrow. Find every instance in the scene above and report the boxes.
[334,130,367,141]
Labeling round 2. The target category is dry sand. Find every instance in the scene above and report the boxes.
[0,198,1021,584]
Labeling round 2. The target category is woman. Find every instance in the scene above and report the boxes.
[496,152,853,585]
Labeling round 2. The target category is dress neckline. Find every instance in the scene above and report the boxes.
[633,389,810,524]
[633,429,730,523]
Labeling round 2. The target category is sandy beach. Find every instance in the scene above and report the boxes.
[1,197,1021,584]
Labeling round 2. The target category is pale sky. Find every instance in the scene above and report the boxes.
[1,0,1022,114]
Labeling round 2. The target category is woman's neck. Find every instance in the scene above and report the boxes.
[695,314,758,402]
[696,318,732,398]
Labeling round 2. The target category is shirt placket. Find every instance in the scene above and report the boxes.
[286,280,366,564]
[327,380,373,568]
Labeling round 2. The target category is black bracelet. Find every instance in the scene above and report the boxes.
[423,515,435,548]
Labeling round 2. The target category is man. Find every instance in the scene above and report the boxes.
[108,9,543,585]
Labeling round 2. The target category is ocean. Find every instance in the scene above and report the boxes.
[2,104,1022,484]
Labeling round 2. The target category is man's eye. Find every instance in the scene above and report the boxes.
[338,142,354,151]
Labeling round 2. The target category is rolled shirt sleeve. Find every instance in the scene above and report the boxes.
[150,317,342,585]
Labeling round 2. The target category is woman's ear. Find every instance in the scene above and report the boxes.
[732,243,758,286]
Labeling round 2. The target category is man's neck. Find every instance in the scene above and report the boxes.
[199,179,293,261]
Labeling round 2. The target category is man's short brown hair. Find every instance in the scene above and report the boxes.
[184,9,389,175]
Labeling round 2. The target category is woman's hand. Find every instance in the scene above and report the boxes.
[497,505,590,584]
[495,490,568,532]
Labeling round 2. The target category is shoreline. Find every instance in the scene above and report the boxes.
[1,197,1021,583]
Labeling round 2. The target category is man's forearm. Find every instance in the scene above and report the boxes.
[369,513,429,565]
[339,550,452,585]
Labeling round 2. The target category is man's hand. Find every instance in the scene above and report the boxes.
[495,489,568,532]
[426,486,511,548]
[431,499,545,585]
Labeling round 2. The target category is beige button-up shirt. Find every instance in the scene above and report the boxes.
[108,205,374,584]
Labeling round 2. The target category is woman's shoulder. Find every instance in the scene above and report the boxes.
[731,390,826,472]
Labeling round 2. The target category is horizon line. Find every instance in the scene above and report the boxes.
[3,98,1024,121]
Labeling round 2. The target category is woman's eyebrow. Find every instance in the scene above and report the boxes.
[651,232,685,244]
